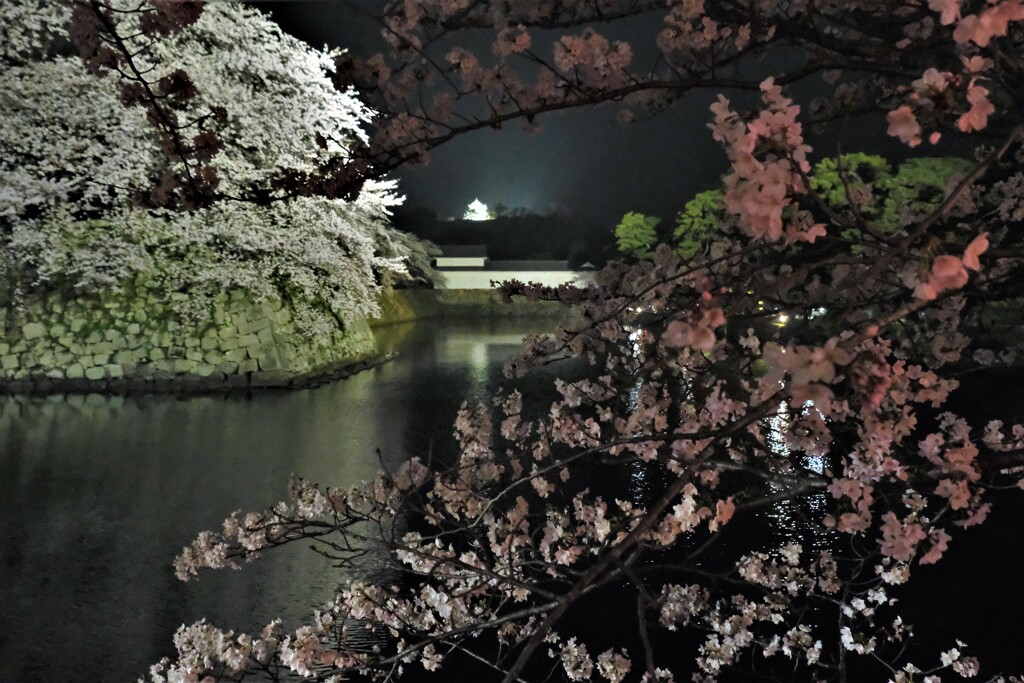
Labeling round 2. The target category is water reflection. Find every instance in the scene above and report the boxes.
[760,400,833,552]
[0,318,554,683]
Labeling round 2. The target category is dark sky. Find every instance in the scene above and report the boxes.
[247,1,731,228]
[246,2,906,230]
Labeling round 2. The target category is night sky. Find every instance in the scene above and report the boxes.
[247,1,731,228]
[248,2,900,229]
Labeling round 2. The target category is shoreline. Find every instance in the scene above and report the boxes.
[0,288,569,397]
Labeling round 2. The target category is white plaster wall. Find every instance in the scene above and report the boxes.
[435,256,487,268]
[437,270,595,289]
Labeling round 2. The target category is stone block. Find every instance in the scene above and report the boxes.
[153,359,176,376]
[85,331,102,345]
[1,355,19,370]
[45,368,65,379]
[257,327,274,344]
[127,323,141,335]
[250,317,271,332]
[216,361,239,376]
[22,322,46,340]
[184,336,199,349]
[238,334,259,347]
[218,326,238,340]
[238,358,258,374]
[115,350,134,365]
[203,349,224,364]
[66,363,84,379]
[224,348,247,363]
[185,349,203,362]
[84,366,106,380]
[257,354,281,371]
[201,336,219,351]
[0,344,7,356]
[174,359,195,374]
[219,337,239,352]
[49,324,66,337]
[104,329,120,342]
[192,363,215,378]
[106,364,124,379]
[149,347,165,361]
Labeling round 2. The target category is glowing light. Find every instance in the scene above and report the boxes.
[463,198,492,221]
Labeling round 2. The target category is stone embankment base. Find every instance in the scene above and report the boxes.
[0,354,392,397]
[0,287,570,395]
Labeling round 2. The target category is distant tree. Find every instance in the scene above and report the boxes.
[493,202,509,217]
[673,190,724,260]
[55,2,1024,682]
[672,157,975,260]
[614,211,661,258]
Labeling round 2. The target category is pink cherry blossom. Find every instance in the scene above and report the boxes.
[957,83,995,132]
[962,232,989,270]
[886,105,922,147]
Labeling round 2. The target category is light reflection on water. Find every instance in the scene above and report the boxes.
[763,400,833,552]
[0,318,555,683]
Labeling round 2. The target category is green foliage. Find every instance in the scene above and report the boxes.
[673,190,724,259]
[809,153,891,213]
[876,157,974,230]
[810,154,973,232]
[619,155,973,262]
[615,211,661,257]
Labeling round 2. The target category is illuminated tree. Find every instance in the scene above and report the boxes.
[2,1,421,333]
[55,1,1024,681]
[614,211,661,258]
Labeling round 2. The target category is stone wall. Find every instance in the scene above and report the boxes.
[0,284,575,395]
[0,285,379,394]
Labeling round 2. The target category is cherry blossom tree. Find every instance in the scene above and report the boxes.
[55,0,1024,681]
[1,0,427,333]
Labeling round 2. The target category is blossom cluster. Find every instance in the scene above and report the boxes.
[1,2,426,334]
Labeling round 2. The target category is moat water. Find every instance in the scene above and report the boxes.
[0,319,1021,681]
